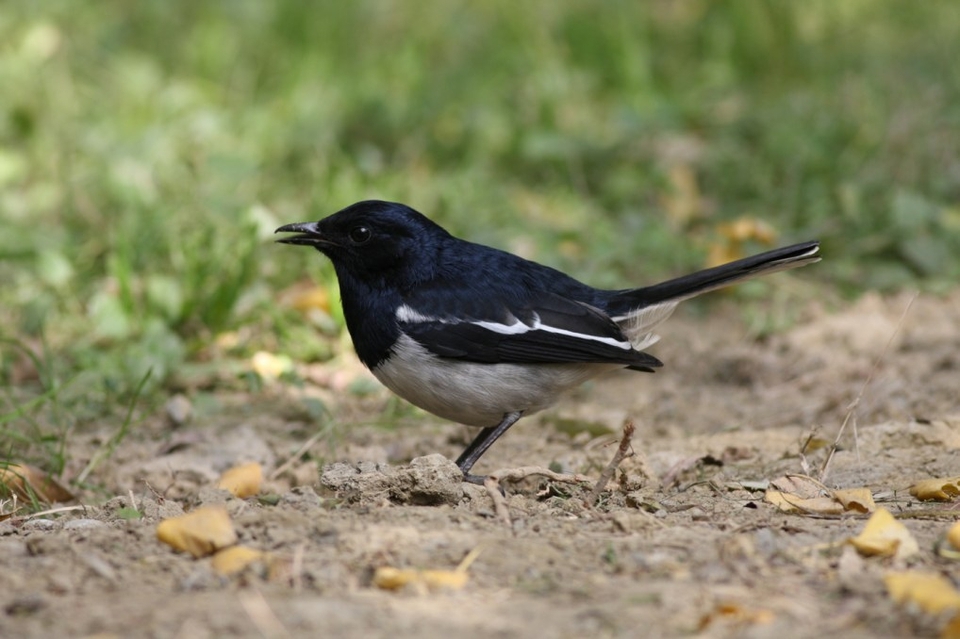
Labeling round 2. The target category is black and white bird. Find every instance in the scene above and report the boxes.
[276,200,819,483]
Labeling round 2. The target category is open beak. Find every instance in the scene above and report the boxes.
[275,221,325,246]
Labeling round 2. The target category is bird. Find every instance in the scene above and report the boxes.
[276,200,819,484]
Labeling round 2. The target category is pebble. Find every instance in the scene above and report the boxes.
[165,393,193,426]
[63,518,107,531]
[22,518,59,531]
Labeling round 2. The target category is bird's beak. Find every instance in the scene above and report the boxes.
[275,221,325,246]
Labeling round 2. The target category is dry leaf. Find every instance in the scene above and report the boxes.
[706,218,778,269]
[211,546,265,575]
[832,488,876,513]
[939,522,960,560]
[661,164,702,229]
[884,571,960,615]
[285,285,330,313]
[765,490,844,515]
[217,462,263,498]
[0,463,74,504]
[250,351,293,381]
[373,567,468,592]
[372,546,482,593]
[909,477,960,502]
[850,508,919,559]
[156,506,238,558]
[944,614,960,639]
[770,474,824,499]
[800,436,831,454]
[698,602,776,630]
[718,217,777,244]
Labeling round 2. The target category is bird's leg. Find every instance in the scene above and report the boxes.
[456,411,523,485]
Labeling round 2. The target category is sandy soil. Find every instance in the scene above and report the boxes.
[2,290,959,638]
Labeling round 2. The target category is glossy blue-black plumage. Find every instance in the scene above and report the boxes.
[278,200,662,371]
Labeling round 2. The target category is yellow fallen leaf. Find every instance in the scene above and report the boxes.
[909,477,960,502]
[250,351,293,381]
[943,614,960,639]
[800,437,831,454]
[156,505,238,558]
[850,508,919,559]
[372,546,483,593]
[211,546,265,575]
[373,567,468,592]
[950,522,960,552]
[217,462,263,498]
[215,331,240,350]
[0,463,75,504]
[661,164,702,229]
[698,602,776,630]
[832,488,876,513]
[718,217,777,244]
[765,490,843,515]
[706,218,778,270]
[884,571,960,615]
[286,285,330,313]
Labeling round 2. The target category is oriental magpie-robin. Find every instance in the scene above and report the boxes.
[277,200,819,483]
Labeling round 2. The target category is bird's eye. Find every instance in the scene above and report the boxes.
[348,226,372,244]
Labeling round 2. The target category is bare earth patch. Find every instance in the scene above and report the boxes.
[3,291,960,638]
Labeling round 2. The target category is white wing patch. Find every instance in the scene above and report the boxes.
[397,304,632,351]
[475,316,632,350]
[396,304,438,323]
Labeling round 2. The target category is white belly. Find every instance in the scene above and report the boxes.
[372,335,620,427]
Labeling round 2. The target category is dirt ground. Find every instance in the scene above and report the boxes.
[2,290,959,638]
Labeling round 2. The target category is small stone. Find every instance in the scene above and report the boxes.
[320,461,394,502]
[392,454,463,506]
[5,594,46,615]
[22,518,59,531]
[280,486,323,510]
[63,518,107,531]
[165,393,193,426]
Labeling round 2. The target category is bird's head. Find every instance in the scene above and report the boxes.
[275,200,450,285]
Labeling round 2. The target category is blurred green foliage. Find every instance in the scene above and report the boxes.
[1,1,958,422]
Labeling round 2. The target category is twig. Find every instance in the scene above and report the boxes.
[237,587,290,639]
[291,542,305,592]
[483,475,511,526]
[270,427,329,480]
[455,545,485,574]
[661,455,706,489]
[819,292,917,483]
[588,420,636,507]
[23,504,86,519]
[489,467,593,485]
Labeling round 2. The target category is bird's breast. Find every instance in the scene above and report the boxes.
[371,335,620,427]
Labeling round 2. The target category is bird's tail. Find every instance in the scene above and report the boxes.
[608,241,820,350]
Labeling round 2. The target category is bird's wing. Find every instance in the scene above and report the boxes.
[396,288,662,371]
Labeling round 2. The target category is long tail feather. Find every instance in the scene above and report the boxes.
[608,241,820,349]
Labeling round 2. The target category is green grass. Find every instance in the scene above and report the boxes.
[1,1,959,476]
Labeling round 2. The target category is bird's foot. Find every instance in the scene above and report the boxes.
[461,472,487,486]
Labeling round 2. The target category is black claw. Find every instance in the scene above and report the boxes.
[461,472,487,486]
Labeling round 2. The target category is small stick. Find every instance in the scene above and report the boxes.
[483,475,511,526]
[237,587,290,639]
[270,428,329,480]
[588,420,636,507]
[291,542,305,592]
[490,467,592,485]
[819,292,917,483]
